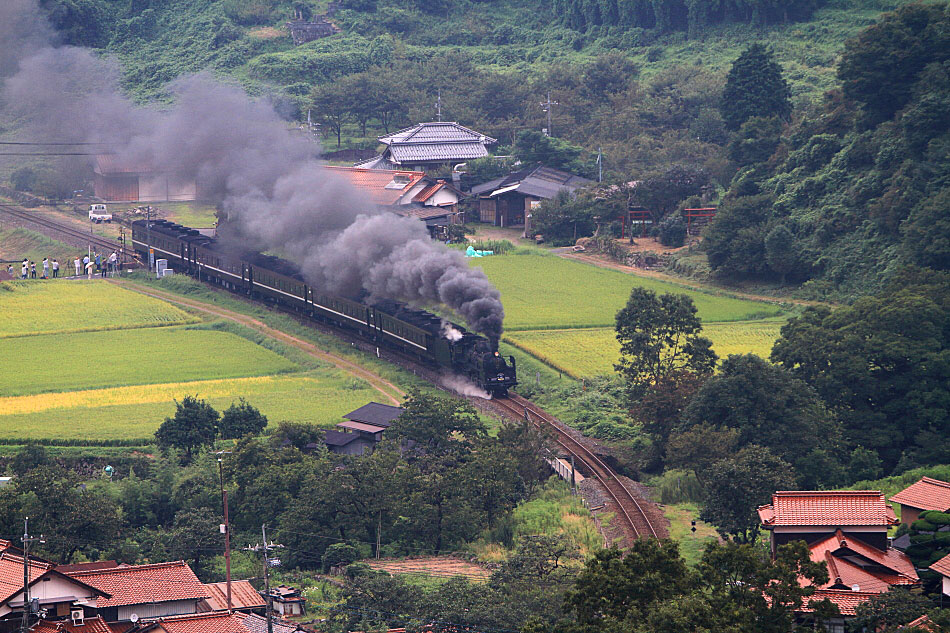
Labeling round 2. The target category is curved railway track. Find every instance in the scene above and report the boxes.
[0,203,137,264]
[494,393,659,544]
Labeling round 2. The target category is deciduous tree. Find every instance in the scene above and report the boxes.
[155,396,219,462]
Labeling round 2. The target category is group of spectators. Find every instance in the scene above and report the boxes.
[6,251,120,280]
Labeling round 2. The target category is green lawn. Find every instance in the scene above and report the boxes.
[504,320,786,378]
[0,371,376,441]
[0,327,298,397]
[0,279,196,337]
[471,254,783,331]
[159,202,218,228]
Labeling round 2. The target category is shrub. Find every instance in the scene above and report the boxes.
[658,214,686,247]
[322,543,360,571]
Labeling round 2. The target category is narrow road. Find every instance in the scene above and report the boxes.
[109,279,405,405]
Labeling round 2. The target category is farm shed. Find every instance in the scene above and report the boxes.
[471,165,593,229]
[93,156,198,203]
[355,122,496,173]
[263,587,304,617]
[323,402,404,456]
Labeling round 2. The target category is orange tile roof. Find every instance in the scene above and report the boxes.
[930,552,950,577]
[902,615,935,631]
[323,166,426,206]
[798,589,876,616]
[32,616,117,633]
[891,477,950,512]
[0,551,54,600]
[804,530,917,593]
[143,612,247,633]
[202,581,265,611]
[413,182,444,203]
[65,561,209,607]
[758,491,899,527]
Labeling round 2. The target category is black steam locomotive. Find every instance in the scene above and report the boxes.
[130,220,517,396]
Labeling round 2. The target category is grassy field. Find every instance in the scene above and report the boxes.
[662,502,720,567]
[158,202,218,227]
[471,254,783,331]
[0,371,375,441]
[0,280,196,337]
[504,319,785,378]
[0,327,298,397]
[0,227,78,267]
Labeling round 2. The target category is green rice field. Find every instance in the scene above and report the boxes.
[504,320,786,378]
[0,280,196,337]
[0,327,299,397]
[470,254,783,331]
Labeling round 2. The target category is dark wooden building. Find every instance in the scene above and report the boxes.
[470,165,592,229]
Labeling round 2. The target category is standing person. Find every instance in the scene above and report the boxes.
[30,261,36,279]
[74,256,81,277]
[109,251,118,277]
[85,258,94,279]
[20,261,27,279]
[42,257,49,279]
[94,252,101,274]
[52,259,59,278]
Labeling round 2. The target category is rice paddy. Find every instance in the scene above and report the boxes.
[471,254,783,331]
[0,372,375,441]
[0,280,196,338]
[504,320,786,378]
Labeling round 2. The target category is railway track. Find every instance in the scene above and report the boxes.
[0,203,138,265]
[493,393,660,544]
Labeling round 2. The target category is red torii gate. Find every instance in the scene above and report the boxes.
[619,206,652,239]
[683,207,717,235]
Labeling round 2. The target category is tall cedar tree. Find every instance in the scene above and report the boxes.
[614,288,717,401]
[720,44,792,130]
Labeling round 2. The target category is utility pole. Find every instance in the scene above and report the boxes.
[216,452,233,612]
[145,206,153,272]
[540,91,558,137]
[436,89,442,122]
[245,527,283,633]
[20,518,45,633]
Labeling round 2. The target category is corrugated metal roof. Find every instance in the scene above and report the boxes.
[95,155,157,175]
[474,164,593,200]
[337,421,386,434]
[344,402,404,427]
[324,430,361,447]
[389,142,489,163]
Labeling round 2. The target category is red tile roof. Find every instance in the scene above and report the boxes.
[902,615,935,631]
[413,182,445,203]
[0,552,54,600]
[798,589,876,616]
[143,612,247,633]
[758,491,899,527]
[323,166,426,206]
[930,552,950,577]
[56,561,120,574]
[65,561,209,607]
[890,477,950,512]
[805,530,917,593]
[32,616,117,633]
[202,581,265,611]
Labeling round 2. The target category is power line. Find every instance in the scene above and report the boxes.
[0,152,109,156]
[0,141,113,146]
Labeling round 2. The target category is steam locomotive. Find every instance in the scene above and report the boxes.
[130,219,518,396]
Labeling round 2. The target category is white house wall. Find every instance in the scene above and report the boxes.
[0,574,100,617]
[426,189,459,207]
[117,599,198,621]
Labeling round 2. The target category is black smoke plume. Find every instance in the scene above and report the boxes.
[0,0,504,341]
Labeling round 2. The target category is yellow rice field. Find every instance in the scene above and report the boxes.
[0,280,196,338]
[505,319,785,378]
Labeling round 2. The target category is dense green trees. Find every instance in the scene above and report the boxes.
[218,398,267,439]
[551,0,824,34]
[154,396,219,462]
[771,272,950,472]
[721,44,792,131]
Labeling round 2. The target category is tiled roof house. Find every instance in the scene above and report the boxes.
[64,562,210,623]
[930,552,950,598]
[31,616,118,633]
[470,165,593,229]
[138,612,247,633]
[760,490,917,628]
[0,550,108,623]
[890,477,950,526]
[355,122,496,172]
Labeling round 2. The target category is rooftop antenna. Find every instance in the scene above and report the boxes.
[436,89,442,122]
[540,91,558,137]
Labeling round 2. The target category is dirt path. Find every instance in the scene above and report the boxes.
[560,251,829,308]
[109,279,405,405]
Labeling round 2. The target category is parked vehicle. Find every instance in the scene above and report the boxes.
[89,204,113,223]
